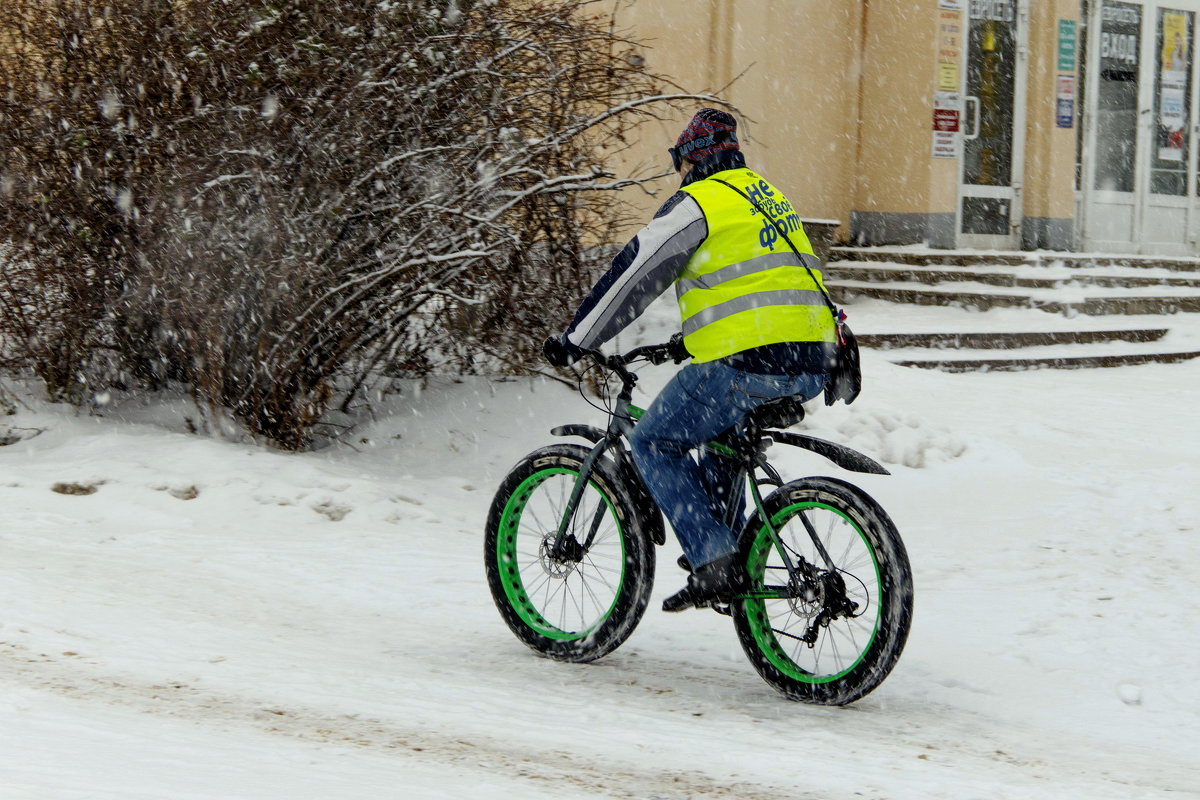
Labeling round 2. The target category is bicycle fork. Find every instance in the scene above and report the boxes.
[549,437,612,562]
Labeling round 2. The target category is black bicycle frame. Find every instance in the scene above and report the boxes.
[548,354,642,558]
[547,346,888,580]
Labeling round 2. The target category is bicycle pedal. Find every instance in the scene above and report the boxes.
[710,603,732,616]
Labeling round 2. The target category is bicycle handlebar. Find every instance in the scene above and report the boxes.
[580,334,689,374]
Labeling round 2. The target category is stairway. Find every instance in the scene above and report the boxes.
[824,247,1200,371]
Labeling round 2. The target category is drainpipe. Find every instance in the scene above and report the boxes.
[1077,0,1102,249]
[852,0,871,244]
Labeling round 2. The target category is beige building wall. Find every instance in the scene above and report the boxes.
[615,0,1081,251]
[1024,0,1081,246]
[614,1,864,236]
[856,1,938,206]
[854,0,959,246]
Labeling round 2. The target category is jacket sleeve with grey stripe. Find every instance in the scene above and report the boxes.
[563,192,707,352]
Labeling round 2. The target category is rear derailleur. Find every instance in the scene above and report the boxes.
[797,570,860,647]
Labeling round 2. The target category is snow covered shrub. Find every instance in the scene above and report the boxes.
[0,0,707,448]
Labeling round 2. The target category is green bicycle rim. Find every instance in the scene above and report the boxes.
[744,501,881,683]
[496,467,625,641]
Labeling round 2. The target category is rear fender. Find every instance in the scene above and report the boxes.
[768,431,891,475]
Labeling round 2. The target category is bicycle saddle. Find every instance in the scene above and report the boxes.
[747,395,807,430]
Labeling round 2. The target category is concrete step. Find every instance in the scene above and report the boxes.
[829,281,1200,315]
[823,247,1200,370]
[858,328,1169,349]
[829,246,1200,273]
[826,263,1200,290]
[866,328,1199,371]
[891,349,1200,372]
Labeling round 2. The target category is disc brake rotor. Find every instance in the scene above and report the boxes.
[786,577,824,619]
[539,534,583,578]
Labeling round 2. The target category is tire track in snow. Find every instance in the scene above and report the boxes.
[0,641,815,800]
[558,648,1195,798]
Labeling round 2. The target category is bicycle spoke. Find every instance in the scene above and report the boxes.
[837,527,857,566]
[543,572,570,618]
[794,509,836,570]
[527,498,557,538]
[588,526,618,548]
[840,552,872,572]
[522,568,554,598]
[515,545,542,563]
[582,550,619,585]
[836,619,862,662]
[579,557,621,579]
[564,576,585,630]
[824,625,842,671]
[577,568,607,612]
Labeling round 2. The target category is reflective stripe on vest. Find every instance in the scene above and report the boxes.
[681,289,828,337]
[676,251,819,294]
[676,168,836,363]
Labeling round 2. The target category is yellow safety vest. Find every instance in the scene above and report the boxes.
[677,168,836,363]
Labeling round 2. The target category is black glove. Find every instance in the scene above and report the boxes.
[667,332,691,363]
[542,335,582,367]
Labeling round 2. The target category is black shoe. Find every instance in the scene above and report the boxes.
[662,553,748,612]
[676,554,692,572]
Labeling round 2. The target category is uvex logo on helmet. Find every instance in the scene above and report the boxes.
[668,108,739,171]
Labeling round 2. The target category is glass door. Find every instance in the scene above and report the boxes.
[1142,6,1195,252]
[1081,0,1200,254]
[958,0,1028,250]
[1081,0,1143,251]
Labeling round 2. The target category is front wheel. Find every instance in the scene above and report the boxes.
[732,477,913,705]
[484,443,655,662]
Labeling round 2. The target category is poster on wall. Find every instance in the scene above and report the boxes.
[938,8,963,92]
[1159,11,1189,161]
[969,0,1015,22]
[1057,75,1075,128]
[932,92,960,158]
[1058,20,1078,71]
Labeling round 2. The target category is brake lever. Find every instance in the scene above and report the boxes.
[645,349,671,366]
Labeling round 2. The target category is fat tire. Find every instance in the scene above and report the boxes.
[484,443,654,662]
[732,476,913,705]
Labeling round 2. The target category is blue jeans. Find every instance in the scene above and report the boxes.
[629,360,826,569]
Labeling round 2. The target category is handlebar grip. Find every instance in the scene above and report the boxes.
[667,332,690,363]
[581,340,688,371]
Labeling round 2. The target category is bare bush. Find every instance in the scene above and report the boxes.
[0,0,710,448]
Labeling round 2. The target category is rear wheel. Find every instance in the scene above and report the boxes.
[484,444,654,662]
[732,477,912,705]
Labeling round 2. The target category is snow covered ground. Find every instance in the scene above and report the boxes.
[2,297,1198,799]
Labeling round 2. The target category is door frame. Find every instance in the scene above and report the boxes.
[957,0,1031,250]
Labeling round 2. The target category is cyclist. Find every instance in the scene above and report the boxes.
[543,108,837,612]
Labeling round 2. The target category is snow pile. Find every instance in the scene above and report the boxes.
[832,407,968,468]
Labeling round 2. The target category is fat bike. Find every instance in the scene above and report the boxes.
[483,341,913,705]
